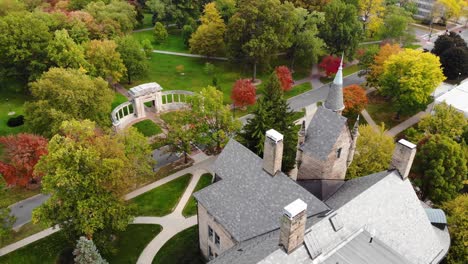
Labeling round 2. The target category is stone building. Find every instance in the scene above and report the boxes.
[193,58,450,263]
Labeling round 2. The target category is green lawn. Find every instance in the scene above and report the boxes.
[132,174,192,216]
[0,224,162,264]
[285,82,312,99]
[182,173,213,217]
[0,221,48,248]
[134,13,154,30]
[112,92,129,109]
[0,88,27,136]
[0,183,40,208]
[0,230,69,264]
[132,29,188,53]
[366,92,410,129]
[103,224,162,264]
[152,225,204,264]
[132,120,163,137]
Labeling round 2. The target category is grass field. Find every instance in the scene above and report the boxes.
[132,120,163,137]
[132,29,188,53]
[0,221,48,248]
[0,183,40,208]
[182,173,213,217]
[152,225,204,264]
[132,174,192,216]
[366,92,410,129]
[0,87,27,136]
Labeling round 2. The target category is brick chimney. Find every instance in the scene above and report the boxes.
[263,129,284,176]
[280,199,307,254]
[389,139,417,180]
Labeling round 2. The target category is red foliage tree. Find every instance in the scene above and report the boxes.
[275,66,294,91]
[231,79,257,108]
[319,55,343,77]
[343,85,368,115]
[0,134,48,187]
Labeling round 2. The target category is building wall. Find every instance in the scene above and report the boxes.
[297,126,352,181]
[198,204,237,260]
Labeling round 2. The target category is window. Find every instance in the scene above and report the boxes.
[209,246,213,259]
[208,226,213,241]
[336,148,342,158]
[215,233,220,247]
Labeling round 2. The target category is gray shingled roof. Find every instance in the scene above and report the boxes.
[324,81,344,112]
[300,107,348,160]
[210,171,450,264]
[194,139,330,242]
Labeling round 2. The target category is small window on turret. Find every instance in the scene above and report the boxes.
[336,148,342,158]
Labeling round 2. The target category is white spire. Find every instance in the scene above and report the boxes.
[333,53,344,86]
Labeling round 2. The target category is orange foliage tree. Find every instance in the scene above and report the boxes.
[367,43,401,87]
[275,66,294,91]
[231,79,257,108]
[343,85,368,116]
[0,134,48,187]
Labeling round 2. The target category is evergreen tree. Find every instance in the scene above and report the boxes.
[73,236,108,264]
[240,73,298,173]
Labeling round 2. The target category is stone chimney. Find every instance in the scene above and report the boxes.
[389,139,417,180]
[280,199,307,254]
[263,129,284,176]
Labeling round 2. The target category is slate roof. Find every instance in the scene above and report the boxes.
[300,107,348,160]
[194,139,330,242]
[209,171,450,264]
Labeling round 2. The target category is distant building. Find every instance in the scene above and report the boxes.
[414,0,437,20]
[193,57,450,263]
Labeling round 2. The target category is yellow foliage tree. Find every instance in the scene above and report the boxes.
[436,0,467,20]
[359,0,385,36]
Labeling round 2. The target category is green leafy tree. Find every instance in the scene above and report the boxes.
[346,124,395,179]
[226,0,296,80]
[33,120,134,250]
[190,86,241,153]
[320,0,362,59]
[85,0,137,38]
[73,236,108,264]
[356,45,379,76]
[419,102,468,139]
[85,39,126,83]
[25,68,113,138]
[441,194,468,264]
[47,29,89,70]
[432,32,467,56]
[0,0,25,16]
[116,36,148,84]
[379,49,445,116]
[378,6,414,44]
[288,8,325,70]
[440,47,468,81]
[240,73,298,173]
[163,111,196,163]
[0,188,15,243]
[0,11,52,82]
[153,22,168,44]
[189,2,226,57]
[215,0,237,22]
[416,135,467,204]
[181,24,194,48]
[141,39,153,59]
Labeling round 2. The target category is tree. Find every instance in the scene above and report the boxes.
[215,0,237,22]
[163,111,196,163]
[226,0,296,80]
[287,8,325,70]
[419,102,468,139]
[441,194,468,264]
[320,0,362,59]
[231,79,257,108]
[416,135,467,204]
[0,134,48,187]
[0,197,15,243]
[85,39,126,83]
[0,0,25,16]
[47,29,88,70]
[436,0,467,21]
[377,6,414,44]
[25,68,113,138]
[153,22,168,44]
[356,45,379,76]
[379,49,445,116]
[346,124,395,179]
[33,120,134,250]
[367,43,401,87]
[359,0,385,34]
[343,85,368,116]
[438,42,468,80]
[73,236,108,264]
[190,86,241,153]
[116,36,148,84]
[0,11,52,82]
[275,66,294,92]
[189,2,226,57]
[432,32,467,56]
[319,55,342,77]
[239,73,299,173]
[141,39,153,59]
[181,24,193,48]
[85,0,137,38]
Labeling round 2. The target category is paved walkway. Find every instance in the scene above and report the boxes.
[9,194,50,230]
[152,50,228,61]
[0,154,215,258]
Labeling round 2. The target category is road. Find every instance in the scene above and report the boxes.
[8,194,50,230]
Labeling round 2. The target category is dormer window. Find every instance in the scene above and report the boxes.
[336,148,342,158]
